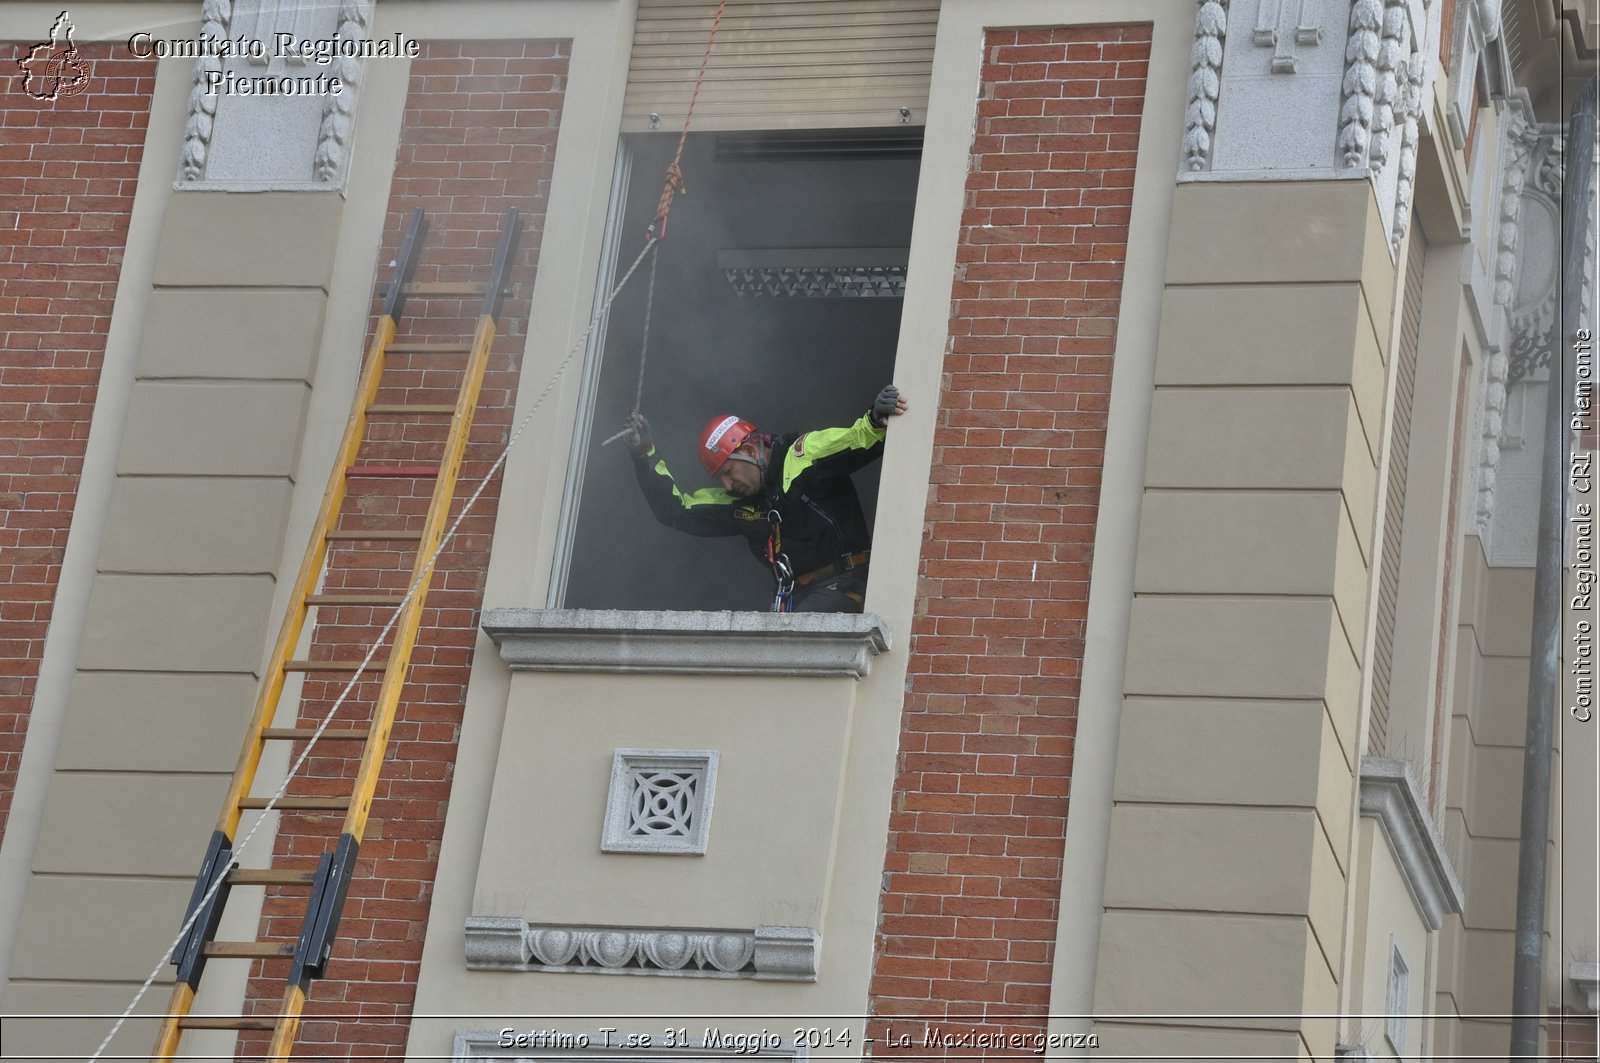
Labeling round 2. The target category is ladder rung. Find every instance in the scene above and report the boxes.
[401,282,484,296]
[347,464,440,478]
[179,1016,278,1031]
[326,529,424,541]
[261,727,371,742]
[366,403,458,415]
[228,867,318,886]
[203,940,297,958]
[385,342,473,353]
[238,796,351,811]
[305,593,405,606]
[284,659,390,672]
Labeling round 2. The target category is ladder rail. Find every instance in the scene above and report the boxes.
[150,207,524,1063]
[216,315,396,840]
[149,317,397,1062]
[339,312,497,843]
[260,314,502,1062]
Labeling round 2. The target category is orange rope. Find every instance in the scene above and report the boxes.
[653,0,726,236]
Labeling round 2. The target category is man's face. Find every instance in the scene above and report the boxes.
[717,447,763,498]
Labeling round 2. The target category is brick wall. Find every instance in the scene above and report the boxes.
[0,47,155,843]
[866,25,1150,1055]
[238,41,569,1058]
[1549,1006,1598,1062]
[1440,0,1456,70]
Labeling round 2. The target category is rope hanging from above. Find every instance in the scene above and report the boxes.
[651,0,727,240]
[601,0,727,450]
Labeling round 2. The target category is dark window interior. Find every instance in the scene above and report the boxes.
[561,129,921,611]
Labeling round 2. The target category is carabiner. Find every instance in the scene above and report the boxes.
[771,554,795,613]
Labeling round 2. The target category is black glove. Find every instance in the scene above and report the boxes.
[870,385,905,428]
[620,411,652,456]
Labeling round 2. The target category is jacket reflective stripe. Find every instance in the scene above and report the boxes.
[781,412,886,493]
[651,457,733,509]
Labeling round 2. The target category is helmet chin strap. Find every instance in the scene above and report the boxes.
[725,437,767,474]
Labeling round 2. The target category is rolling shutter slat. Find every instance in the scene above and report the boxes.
[624,0,940,132]
[1369,222,1428,756]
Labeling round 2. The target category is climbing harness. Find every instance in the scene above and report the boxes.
[795,549,871,589]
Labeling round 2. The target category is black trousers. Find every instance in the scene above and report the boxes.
[791,568,868,613]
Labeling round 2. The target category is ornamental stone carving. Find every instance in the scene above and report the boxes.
[179,0,232,181]
[177,0,376,187]
[1390,53,1425,251]
[1366,0,1411,173]
[1252,0,1323,74]
[1499,123,1564,386]
[313,0,369,183]
[1182,0,1229,171]
[1338,0,1383,168]
[1475,105,1571,549]
[1182,0,1439,222]
[463,917,819,981]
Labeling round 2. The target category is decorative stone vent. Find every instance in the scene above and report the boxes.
[464,917,818,980]
[602,749,718,854]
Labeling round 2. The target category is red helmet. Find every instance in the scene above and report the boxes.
[697,414,757,475]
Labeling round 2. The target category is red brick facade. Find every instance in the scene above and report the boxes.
[0,48,155,843]
[866,25,1150,1055]
[1549,1006,1599,1062]
[239,41,569,1058]
[1439,0,1456,71]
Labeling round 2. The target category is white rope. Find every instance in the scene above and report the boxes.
[87,235,660,1063]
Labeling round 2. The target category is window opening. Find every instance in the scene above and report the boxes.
[556,128,921,611]
[1385,937,1410,1057]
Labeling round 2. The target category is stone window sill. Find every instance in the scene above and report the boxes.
[1358,757,1465,931]
[481,608,891,678]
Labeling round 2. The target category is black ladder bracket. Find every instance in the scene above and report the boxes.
[481,207,523,322]
[289,833,360,987]
[380,207,429,321]
[173,830,235,989]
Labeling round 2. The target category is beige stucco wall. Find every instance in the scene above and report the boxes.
[1348,818,1433,1060]
[1439,548,1600,1054]
[1094,177,1400,1060]
[1437,540,1527,1058]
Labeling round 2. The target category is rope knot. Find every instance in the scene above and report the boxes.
[654,161,683,230]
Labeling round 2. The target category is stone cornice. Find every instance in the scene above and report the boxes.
[464,916,819,981]
[481,608,891,677]
[1359,757,1466,931]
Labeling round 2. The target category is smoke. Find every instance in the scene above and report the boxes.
[563,130,919,611]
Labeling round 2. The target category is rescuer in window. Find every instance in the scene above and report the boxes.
[618,385,908,613]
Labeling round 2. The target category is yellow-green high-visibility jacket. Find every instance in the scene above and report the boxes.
[630,410,887,577]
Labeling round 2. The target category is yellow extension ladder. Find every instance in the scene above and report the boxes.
[151,207,522,1061]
